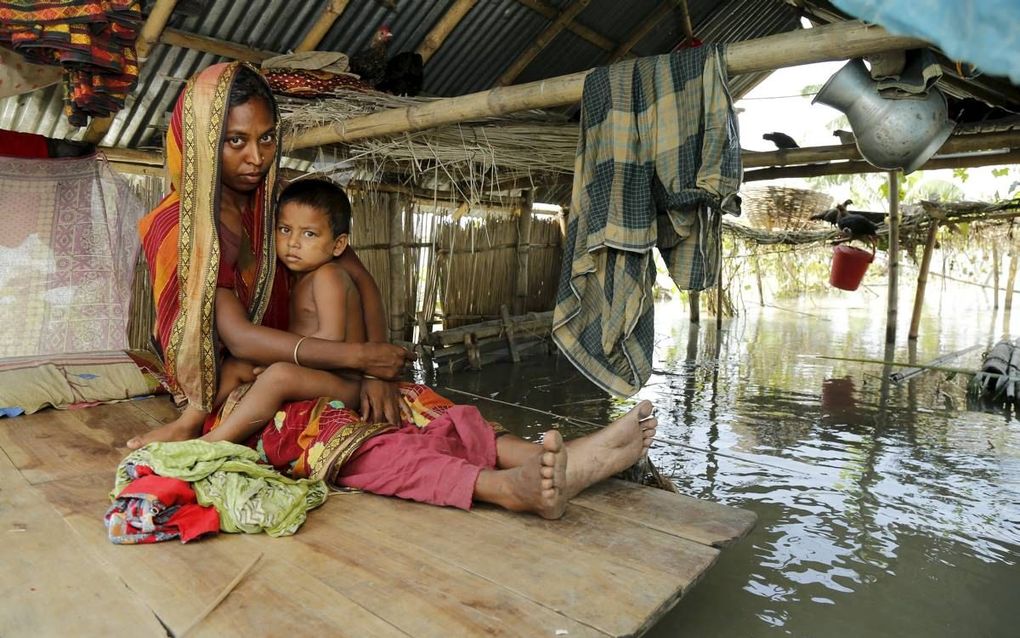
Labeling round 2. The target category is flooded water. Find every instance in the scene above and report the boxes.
[431,280,1020,637]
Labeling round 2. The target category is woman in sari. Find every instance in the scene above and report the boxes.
[132,61,658,519]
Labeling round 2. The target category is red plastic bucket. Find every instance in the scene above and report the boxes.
[829,244,874,291]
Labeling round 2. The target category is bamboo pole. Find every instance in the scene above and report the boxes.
[388,195,407,342]
[498,0,592,86]
[993,240,1001,310]
[745,149,1020,181]
[886,171,900,345]
[295,0,351,52]
[161,27,279,62]
[610,1,673,61]
[810,354,979,377]
[514,191,534,314]
[1006,226,1019,311]
[136,0,179,59]
[287,21,927,150]
[514,0,617,53]
[742,131,1020,168]
[908,221,939,340]
[417,0,478,63]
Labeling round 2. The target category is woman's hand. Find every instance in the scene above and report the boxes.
[360,378,412,425]
[360,343,416,380]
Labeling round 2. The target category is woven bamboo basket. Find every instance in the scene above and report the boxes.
[743,186,833,231]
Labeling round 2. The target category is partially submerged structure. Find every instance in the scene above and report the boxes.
[1,0,1019,634]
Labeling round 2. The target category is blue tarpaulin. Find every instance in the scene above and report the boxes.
[833,0,1020,85]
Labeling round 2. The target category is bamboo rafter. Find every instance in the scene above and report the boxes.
[498,0,593,86]
[418,0,478,63]
[296,0,351,52]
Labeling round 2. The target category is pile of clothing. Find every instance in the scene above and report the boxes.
[105,440,328,544]
[0,0,142,126]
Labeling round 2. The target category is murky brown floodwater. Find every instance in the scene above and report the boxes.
[428,280,1020,637]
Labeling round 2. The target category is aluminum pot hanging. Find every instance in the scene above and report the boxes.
[813,58,955,174]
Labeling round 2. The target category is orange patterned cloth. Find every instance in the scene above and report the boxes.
[205,383,475,486]
[137,62,287,411]
[262,68,370,97]
[0,0,142,125]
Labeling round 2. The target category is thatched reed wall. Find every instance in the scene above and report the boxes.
[433,211,562,329]
[125,174,165,351]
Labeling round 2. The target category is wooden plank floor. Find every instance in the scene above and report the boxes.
[0,397,756,637]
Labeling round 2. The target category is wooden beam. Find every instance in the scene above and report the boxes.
[287,21,927,150]
[513,190,534,314]
[744,149,1020,181]
[295,0,351,53]
[417,0,478,64]
[908,221,939,340]
[743,131,1020,168]
[886,171,900,345]
[160,27,279,63]
[136,0,179,59]
[610,1,673,62]
[82,117,114,144]
[514,0,617,53]
[498,0,592,86]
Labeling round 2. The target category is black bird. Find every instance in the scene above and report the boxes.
[763,131,799,149]
[378,51,424,96]
[810,199,853,226]
[836,203,880,244]
[833,129,855,145]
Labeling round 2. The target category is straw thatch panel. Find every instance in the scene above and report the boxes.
[743,185,833,231]
[125,174,166,351]
[432,211,563,329]
[523,215,564,313]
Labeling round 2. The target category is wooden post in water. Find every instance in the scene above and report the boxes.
[908,220,940,340]
[1005,225,1018,311]
[513,191,533,315]
[886,171,900,345]
[993,241,1001,309]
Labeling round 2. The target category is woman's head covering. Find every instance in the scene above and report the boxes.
[138,61,287,410]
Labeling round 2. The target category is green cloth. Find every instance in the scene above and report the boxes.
[112,440,328,537]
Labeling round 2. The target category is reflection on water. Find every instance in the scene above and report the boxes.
[435,282,1020,637]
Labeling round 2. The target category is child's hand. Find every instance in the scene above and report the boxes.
[360,378,405,425]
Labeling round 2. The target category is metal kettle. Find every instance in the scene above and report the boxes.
[813,58,955,174]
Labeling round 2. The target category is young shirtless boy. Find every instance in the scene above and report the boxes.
[200,178,368,444]
[127,179,365,449]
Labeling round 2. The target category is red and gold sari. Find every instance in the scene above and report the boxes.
[138,61,465,483]
[138,61,285,412]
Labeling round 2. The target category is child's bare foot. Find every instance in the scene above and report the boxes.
[478,429,568,519]
[563,400,656,499]
[125,415,204,449]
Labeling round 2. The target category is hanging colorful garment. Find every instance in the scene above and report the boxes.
[552,45,742,397]
[0,0,142,126]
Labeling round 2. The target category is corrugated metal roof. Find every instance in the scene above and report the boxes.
[0,0,1013,153]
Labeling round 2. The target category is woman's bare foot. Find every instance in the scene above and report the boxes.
[125,411,206,449]
[475,429,568,519]
[563,400,657,499]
